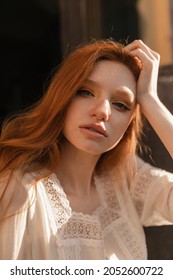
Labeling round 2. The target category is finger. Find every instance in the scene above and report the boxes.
[136,40,160,60]
[124,40,159,61]
[128,48,159,72]
[130,49,151,65]
[124,40,150,53]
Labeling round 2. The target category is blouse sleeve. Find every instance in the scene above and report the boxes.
[0,171,34,259]
[130,157,173,226]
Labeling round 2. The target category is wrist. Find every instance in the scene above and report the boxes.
[137,93,161,114]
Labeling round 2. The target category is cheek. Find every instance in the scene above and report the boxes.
[63,102,80,137]
[110,113,134,142]
[64,101,78,124]
[63,114,73,137]
[112,111,134,128]
[64,98,83,120]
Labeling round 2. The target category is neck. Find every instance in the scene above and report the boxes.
[56,142,100,196]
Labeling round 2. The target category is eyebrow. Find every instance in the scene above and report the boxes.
[82,79,99,88]
[83,79,135,103]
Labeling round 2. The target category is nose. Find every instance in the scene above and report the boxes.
[91,99,111,121]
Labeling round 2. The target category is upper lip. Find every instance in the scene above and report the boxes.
[80,123,108,137]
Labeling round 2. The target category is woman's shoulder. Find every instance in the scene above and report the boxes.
[131,156,173,196]
[136,156,173,178]
[0,169,42,219]
[0,168,37,190]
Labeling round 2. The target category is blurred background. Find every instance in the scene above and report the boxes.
[0,0,173,259]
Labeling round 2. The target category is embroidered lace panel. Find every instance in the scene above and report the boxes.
[43,175,71,229]
[114,219,147,259]
[43,172,121,240]
[43,171,147,260]
[60,214,102,240]
[132,168,155,216]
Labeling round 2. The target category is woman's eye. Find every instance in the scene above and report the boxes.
[77,89,94,97]
[113,102,130,111]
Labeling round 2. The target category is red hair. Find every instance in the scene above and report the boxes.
[0,39,143,185]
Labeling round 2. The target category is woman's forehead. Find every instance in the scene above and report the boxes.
[86,60,136,90]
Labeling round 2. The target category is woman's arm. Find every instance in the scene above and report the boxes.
[130,157,173,226]
[125,40,173,158]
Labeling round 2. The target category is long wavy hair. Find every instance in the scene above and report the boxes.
[0,39,142,219]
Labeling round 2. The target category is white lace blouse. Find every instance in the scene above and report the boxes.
[0,158,173,260]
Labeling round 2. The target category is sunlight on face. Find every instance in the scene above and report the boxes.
[63,60,136,156]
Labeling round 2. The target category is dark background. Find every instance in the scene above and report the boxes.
[0,0,173,259]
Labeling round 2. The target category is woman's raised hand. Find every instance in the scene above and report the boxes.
[124,39,160,107]
[125,40,173,158]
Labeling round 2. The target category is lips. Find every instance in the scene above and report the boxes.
[80,123,108,137]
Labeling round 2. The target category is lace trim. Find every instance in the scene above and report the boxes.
[42,171,148,259]
[95,171,120,209]
[60,214,103,240]
[43,175,104,240]
[114,218,147,259]
[43,172,122,240]
[43,175,72,229]
[95,171,121,230]
[132,168,155,216]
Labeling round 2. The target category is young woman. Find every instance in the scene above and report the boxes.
[0,39,173,260]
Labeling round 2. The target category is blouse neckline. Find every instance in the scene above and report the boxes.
[47,172,107,218]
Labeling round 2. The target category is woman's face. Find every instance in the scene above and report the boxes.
[63,60,137,156]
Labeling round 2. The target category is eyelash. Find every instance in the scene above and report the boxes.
[77,89,94,97]
[77,89,131,111]
[112,102,131,111]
